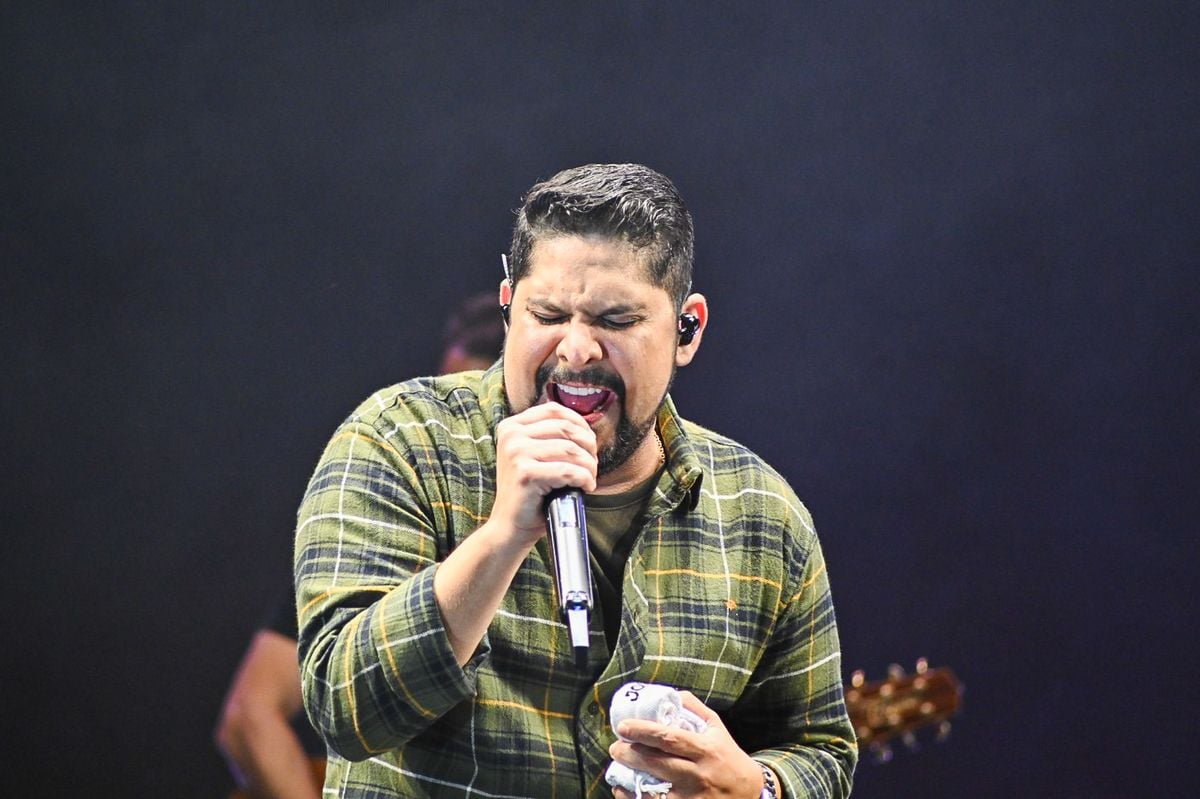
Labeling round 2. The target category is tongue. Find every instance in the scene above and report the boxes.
[555,387,611,416]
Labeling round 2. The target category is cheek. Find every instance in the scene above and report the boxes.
[612,339,673,396]
[509,327,553,363]
[504,328,560,394]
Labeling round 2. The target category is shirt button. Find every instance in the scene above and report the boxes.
[587,703,599,716]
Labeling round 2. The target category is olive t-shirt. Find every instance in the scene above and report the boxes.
[584,468,662,649]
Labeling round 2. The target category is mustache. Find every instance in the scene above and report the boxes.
[534,364,626,402]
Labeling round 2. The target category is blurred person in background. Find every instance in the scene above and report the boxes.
[214,291,504,799]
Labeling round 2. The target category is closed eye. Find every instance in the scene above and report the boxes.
[531,311,640,330]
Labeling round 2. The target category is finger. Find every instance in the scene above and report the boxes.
[512,433,596,464]
[498,423,597,468]
[498,410,598,458]
[614,719,706,760]
[511,400,596,430]
[517,418,598,456]
[516,461,598,495]
[610,739,692,786]
[508,436,598,486]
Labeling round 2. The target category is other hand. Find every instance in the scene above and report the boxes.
[608,691,765,799]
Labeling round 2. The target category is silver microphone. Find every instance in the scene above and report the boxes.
[545,487,593,669]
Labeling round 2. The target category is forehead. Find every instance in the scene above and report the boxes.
[521,235,668,302]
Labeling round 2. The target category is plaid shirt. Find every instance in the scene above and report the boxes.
[296,364,856,798]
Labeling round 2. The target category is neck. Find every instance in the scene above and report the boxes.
[594,430,665,495]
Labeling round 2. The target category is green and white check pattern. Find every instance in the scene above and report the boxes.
[295,364,857,798]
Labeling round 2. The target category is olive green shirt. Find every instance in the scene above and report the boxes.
[295,364,857,797]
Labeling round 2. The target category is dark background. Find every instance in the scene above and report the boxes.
[3,3,1196,797]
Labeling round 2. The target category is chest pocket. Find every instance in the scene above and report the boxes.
[620,528,784,708]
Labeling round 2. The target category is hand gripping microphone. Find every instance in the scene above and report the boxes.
[545,487,593,669]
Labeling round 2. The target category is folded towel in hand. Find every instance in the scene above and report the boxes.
[604,682,707,798]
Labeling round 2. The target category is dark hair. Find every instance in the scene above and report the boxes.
[442,291,506,360]
[508,163,694,307]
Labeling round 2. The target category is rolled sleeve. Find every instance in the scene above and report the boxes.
[731,532,858,798]
[296,413,479,759]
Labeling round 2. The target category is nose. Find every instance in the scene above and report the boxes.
[556,319,603,367]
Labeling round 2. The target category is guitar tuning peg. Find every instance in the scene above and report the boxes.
[887,663,905,680]
[916,657,929,674]
[902,731,920,752]
[937,720,953,742]
[871,743,894,764]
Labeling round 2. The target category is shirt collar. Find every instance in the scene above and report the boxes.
[654,395,704,513]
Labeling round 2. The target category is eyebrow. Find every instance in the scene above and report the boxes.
[527,298,647,316]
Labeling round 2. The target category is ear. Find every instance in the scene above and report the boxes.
[498,278,513,327]
[675,293,708,367]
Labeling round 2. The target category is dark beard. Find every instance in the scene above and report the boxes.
[598,409,658,475]
[531,362,676,475]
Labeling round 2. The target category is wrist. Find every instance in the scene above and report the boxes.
[755,761,778,799]
[475,515,543,554]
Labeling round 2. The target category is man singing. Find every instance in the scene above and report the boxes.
[295,163,857,797]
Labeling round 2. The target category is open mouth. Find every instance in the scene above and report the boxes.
[549,382,617,419]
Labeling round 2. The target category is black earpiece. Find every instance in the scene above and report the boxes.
[500,304,510,324]
[678,312,699,345]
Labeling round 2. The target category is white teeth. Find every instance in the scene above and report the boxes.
[557,384,604,397]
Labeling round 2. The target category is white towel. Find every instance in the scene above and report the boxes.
[605,683,707,798]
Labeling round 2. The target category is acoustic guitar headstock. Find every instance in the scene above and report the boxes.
[845,658,963,763]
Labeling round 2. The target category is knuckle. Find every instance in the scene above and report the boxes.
[656,729,680,748]
[495,419,517,442]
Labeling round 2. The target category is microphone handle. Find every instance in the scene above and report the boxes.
[545,487,592,668]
